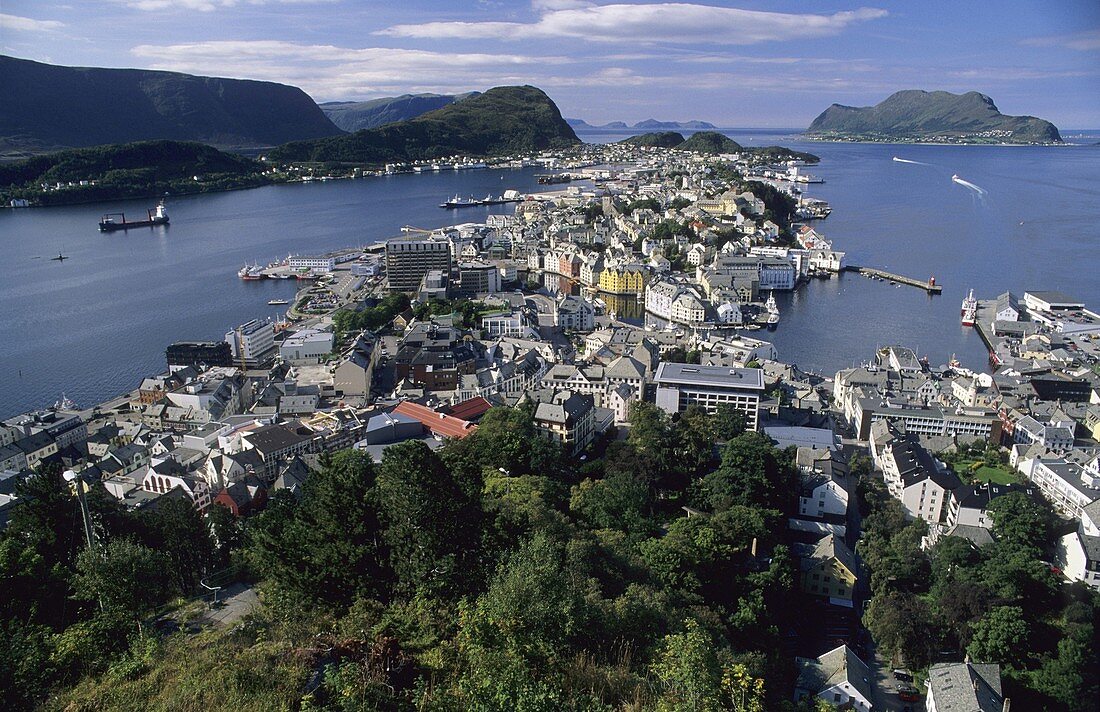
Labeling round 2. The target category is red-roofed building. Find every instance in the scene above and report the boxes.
[392,401,478,439]
[443,397,494,422]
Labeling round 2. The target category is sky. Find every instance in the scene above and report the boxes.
[2,1,1098,127]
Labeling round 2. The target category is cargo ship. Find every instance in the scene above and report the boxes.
[99,201,169,232]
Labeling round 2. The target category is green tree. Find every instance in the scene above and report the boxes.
[376,440,483,598]
[864,591,936,669]
[966,606,1029,666]
[698,432,794,512]
[650,619,724,712]
[713,403,746,441]
[140,496,215,593]
[987,492,1054,554]
[73,539,172,624]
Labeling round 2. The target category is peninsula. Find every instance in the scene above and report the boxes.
[806,90,1062,144]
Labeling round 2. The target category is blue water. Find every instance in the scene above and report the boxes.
[1,135,1098,417]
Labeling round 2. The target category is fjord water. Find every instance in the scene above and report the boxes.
[1,135,1099,417]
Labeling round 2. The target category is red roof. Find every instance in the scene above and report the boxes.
[393,401,478,439]
[443,396,493,422]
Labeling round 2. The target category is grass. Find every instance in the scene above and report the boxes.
[953,459,1019,485]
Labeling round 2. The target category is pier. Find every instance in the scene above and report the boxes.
[844,265,942,294]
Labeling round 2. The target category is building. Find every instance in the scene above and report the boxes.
[225,319,276,368]
[1056,528,1100,589]
[555,295,596,332]
[799,534,858,606]
[288,255,336,273]
[598,265,647,295]
[925,662,1004,712]
[166,341,232,370]
[870,421,962,523]
[278,328,334,365]
[241,423,317,481]
[455,261,502,296]
[533,390,596,456]
[386,239,452,292]
[653,362,765,430]
[794,645,874,712]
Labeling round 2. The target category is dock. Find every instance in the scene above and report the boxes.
[844,265,942,294]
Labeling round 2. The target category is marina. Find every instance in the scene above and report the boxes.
[844,265,942,294]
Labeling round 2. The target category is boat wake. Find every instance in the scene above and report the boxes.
[892,156,931,166]
[951,174,987,196]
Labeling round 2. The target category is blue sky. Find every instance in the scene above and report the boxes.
[2,1,1098,127]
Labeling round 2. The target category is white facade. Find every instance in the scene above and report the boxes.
[226,319,276,368]
[279,329,334,364]
[289,255,336,273]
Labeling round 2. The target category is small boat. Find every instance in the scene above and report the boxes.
[51,252,68,261]
[961,288,977,326]
[268,298,290,305]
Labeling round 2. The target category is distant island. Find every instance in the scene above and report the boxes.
[320,92,480,132]
[620,131,819,163]
[0,55,342,158]
[0,141,272,206]
[269,86,579,164]
[568,118,717,131]
[805,90,1062,144]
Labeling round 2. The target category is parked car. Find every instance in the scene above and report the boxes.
[893,669,914,683]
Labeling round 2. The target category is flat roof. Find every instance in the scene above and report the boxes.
[1025,290,1084,307]
[654,362,764,390]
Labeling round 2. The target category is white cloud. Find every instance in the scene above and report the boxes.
[122,0,333,11]
[378,3,887,45]
[1022,29,1100,52]
[0,13,65,31]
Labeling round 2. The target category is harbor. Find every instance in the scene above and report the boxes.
[844,265,942,294]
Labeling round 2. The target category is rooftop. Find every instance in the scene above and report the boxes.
[654,362,764,390]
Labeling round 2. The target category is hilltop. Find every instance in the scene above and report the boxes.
[0,55,343,156]
[0,140,271,206]
[806,90,1061,144]
[568,118,716,130]
[268,86,579,164]
[677,131,744,154]
[320,92,480,132]
[619,131,686,148]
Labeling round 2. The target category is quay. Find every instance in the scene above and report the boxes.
[843,265,942,294]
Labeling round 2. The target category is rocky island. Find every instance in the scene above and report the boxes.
[805,90,1062,144]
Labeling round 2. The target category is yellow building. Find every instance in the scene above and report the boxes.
[599,265,648,295]
[800,534,858,604]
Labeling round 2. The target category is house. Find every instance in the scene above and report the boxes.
[925,662,1004,712]
[533,390,596,455]
[606,383,637,425]
[214,475,268,517]
[272,456,312,499]
[1055,527,1100,590]
[14,432,58,470]
[870,420,961,523]
[555,295,596,332]
[795,448,850,520]
[799,534,858,607]
[794,644,874,712]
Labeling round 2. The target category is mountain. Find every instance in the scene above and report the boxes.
[567,118,716,130]
[619,132,686,148]
[677,131,743,154]
[0,56,343,156]
[320,92,480,132]
[269,85,579,164]
[0,140,270,206]
[806,90,1061,143]
[633,119,717,130]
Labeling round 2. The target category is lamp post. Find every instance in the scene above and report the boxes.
[63,469,95,549]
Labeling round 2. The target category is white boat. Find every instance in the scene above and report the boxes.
[268,298,289,305]
[961,288,977,326]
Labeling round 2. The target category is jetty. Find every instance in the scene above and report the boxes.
[844,265,942,294]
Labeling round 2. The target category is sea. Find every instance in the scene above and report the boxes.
[1,130,1098,418]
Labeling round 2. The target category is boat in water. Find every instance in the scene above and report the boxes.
[764,293,780,330]
[99,201,169,232]
[238,264,265,280]
[440,194,479,209]
[267,298,289,305]
[50,252,68,261]
[961,288,977,326]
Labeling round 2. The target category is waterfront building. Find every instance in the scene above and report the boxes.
[653,362,764,430]
[166,341,232,370]
[386,238,452,292]
[599,264,647,295]
[225,319,276,369]
[288,255,336,273]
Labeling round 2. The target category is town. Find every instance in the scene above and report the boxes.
[3,142,1098,711]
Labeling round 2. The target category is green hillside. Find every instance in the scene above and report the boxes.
[0,55,343,156]
[677,131,744,154]
[619,131,686,148]
[807,90,1061,143]
[320,92,480,132]
[0,140,270,206]
[269,85,579,164]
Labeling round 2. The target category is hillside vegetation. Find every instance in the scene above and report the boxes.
[619,131,686,148]
[0,140,270,205]
[0,55,342,156]
[807,90,1061,143]
[270,86,579,164]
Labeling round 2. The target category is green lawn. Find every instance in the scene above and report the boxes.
[954,459,1019,485]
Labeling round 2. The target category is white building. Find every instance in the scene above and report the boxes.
[226,319,276,368]
[279,328,334,365]
[288,255,336,273]
[794,645,874,712]
[653,362,764,430]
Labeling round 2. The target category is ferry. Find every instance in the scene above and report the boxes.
[267,298,289,306]
[764,293,780,330]
[961,288,977,326]
[441,195,478,209]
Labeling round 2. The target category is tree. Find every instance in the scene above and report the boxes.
[650,619,724,712]
[140,496,215,593]
[375,440,483,598]
[570,472,652,534]
[713,404,746,441]
[988,493,1054,554]
[672,406,717,479]
[207,503,243,568]
[698,432,794,512]
[967,606,1029,667]
[864,591,936,669]
[73,539,172,623]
